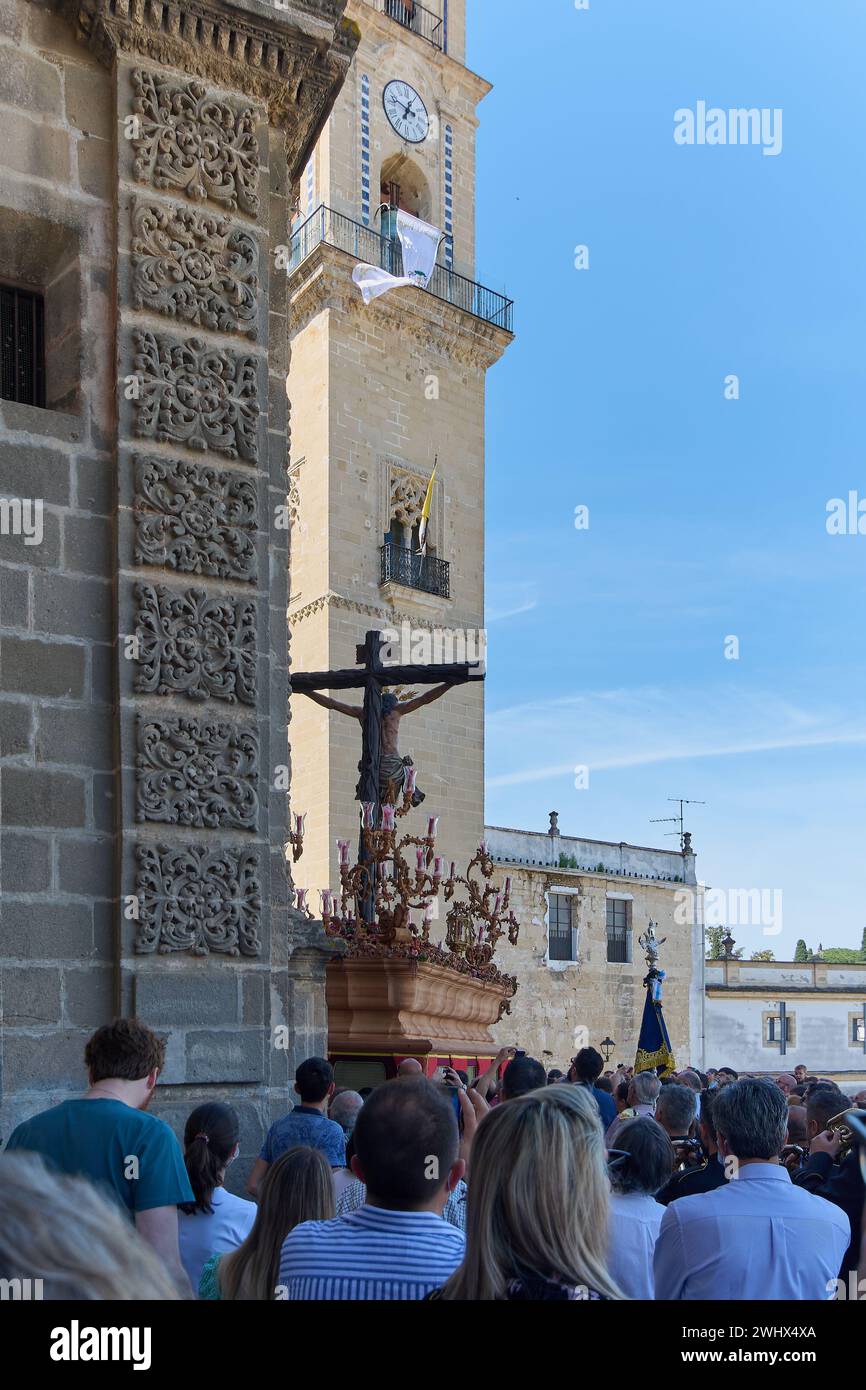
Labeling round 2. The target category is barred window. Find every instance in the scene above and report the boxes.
[606,898,632,963]
[1,284,45,408]
[548,893,576,963]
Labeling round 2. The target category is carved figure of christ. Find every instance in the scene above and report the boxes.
[291,630,485,919]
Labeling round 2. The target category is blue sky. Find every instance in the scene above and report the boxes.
[468,0,866,957]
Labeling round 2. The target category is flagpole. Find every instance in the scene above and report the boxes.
[419,454,437,558]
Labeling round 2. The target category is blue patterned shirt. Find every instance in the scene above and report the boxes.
[260,1105,346,1169]
[337,1177,468,1231]
[278,1205,465,1300]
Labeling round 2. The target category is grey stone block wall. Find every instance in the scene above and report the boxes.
[0,0,356,1152]
[0,4,118,1140]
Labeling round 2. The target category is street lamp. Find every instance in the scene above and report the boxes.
[600,1036,615,1063]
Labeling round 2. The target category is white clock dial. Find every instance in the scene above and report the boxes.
[383,80,430,145]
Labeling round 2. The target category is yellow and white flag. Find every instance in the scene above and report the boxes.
[418,461,437,556]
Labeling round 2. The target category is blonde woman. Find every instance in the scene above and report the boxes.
[199,1146,334,1300]
[435,1084,623,1301]
[0,1153,180,1299]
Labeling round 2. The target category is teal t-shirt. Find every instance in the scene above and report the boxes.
[6,1099,193,1217]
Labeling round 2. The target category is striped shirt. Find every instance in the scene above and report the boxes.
[336,1177,468,1231]
[278,1205,465,1301]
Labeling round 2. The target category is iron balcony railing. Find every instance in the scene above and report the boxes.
[378,0,444,51]
[291,204,513,334]
[380,543,450,599]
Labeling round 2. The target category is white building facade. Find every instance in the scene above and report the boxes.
[705,958,866,1088]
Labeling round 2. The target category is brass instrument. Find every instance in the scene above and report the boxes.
[825,1108,859,1162]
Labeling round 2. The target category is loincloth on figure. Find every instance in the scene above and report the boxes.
[379,754,425,807]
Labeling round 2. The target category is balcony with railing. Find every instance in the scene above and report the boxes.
[380,543,450,599]
[377,0,444,52]
[290,204,513,333]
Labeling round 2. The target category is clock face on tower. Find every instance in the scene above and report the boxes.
[383,80,430,145]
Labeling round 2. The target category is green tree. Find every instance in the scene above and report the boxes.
[820,947,862,964]
[861,927,866,961]
[750,950,775,962]
[794,939,809,962]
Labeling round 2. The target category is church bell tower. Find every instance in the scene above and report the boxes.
[286,0,513,911]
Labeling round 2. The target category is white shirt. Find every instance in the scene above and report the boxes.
[653,1162,850,1301]
[608,1191,664,1299]
[332,1167,357,1203]
[178,1186,257,1297]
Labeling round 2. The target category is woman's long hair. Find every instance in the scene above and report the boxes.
[218,1147,335,1301]
[181,1103,240,1215]
[0,1154,180,1300]
[439,1083,623,1301]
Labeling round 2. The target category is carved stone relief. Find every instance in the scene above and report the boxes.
[288,461,302,529]
[131,70,261,218]
[136,714,259,830]
[134,842,262,956]
[131,331,260,462]
[389,469,427,528]
[133,454,258,583]
[131,201,259,338]
[134,582,257,706]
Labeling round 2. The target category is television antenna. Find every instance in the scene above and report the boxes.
[650,798,706,852]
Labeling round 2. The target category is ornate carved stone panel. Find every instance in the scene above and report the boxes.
[136,714,259,830]
[288,460,302,529]
[131,201,259,338]
[134,842,262,956]
[389,469,427,528]
[134,582,257,706]
[131,331,261,462]
[133,454,258,583]
[131,70,261,218]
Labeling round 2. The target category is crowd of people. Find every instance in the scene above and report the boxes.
[1,1020,864,1301]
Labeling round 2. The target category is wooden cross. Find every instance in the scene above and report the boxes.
[291,629,485,916]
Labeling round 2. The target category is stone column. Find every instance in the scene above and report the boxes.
[0,0,356,1161]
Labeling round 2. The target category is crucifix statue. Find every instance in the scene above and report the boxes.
[291,629,485,917]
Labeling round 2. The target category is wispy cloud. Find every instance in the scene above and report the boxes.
[486,582,539,624]
[486,684,866,787]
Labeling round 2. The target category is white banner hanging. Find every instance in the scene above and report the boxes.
[352,210,444,304]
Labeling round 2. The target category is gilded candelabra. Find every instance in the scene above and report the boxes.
[302,808,519,988]
[287,812,306,863]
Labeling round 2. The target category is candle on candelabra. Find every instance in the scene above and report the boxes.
[405,767,417,795]
[433,855,444,879]
[427,816,439,839]
[361,802,375,830]
[479,840,488,856]
[337,840,351,867]
[416,847,426,872]
[504,875,512,901]
[295,887,307,911]
[294,812,306,838]
[381,804,396,832]
[449,861,456,881]
[320,889,332,916]
[493,893,502,914]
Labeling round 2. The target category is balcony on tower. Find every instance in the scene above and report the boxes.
[376,0,445,52]
[380,542,451,599]
[289,204,514,335]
